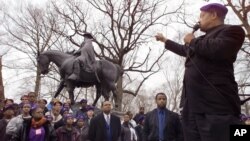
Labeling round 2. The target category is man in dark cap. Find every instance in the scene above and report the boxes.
[155,3,245,141]
[86,105,95,126]
[68,32,97,81]
[75,115,89,141]
[199,3,228,21]
[38,99,49,114]
[56,114,80,141]
[133,106,145,124]
[75,99,88,117]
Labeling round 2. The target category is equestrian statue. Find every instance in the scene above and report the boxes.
[37,33,122,106]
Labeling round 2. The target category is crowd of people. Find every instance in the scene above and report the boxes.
[0,92,174,141]
[0,91,249,141]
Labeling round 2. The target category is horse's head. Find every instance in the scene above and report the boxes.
[37,54,50,74]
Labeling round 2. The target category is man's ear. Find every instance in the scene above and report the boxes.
[210,11,218,20]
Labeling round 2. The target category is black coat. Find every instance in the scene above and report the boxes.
[135,125,143,141]
[54,118,65,130]
[76,126,89,141]
[143,109,183,141]
[88,113,121,141]
[0,119,10,141]
[165,25,245,115]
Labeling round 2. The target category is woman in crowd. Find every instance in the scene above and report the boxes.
[12,106,56,141]
[121,113,137,141]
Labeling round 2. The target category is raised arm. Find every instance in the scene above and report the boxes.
[155,33,188,57]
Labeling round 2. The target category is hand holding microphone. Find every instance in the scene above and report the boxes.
[192,23,200,33]
[184,23,200,46]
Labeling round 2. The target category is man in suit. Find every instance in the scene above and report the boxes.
[88,101,121,141]
[143,92,183,141]
[155,3,245,141]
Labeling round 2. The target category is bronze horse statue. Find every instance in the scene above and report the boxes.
[37,50,121,106]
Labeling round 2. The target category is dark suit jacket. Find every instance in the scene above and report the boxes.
[164,25,245,115]
[143,108,183,141]
[88,112,121,141]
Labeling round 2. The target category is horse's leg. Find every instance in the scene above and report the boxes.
[54,80,65,98]
[92,84,101,106]
[108,82,119,108]
[66,82,75,105]
[112,91,119,108]
[103,88,110,101]
[112,87,118,101]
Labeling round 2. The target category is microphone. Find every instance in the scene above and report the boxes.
[192,23,200,33]
[185,23,200,46]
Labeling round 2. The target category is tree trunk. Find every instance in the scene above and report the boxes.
[243,101,250,115]
[34,66,41,99]
[114,75,123,111]
[0,57,4,101]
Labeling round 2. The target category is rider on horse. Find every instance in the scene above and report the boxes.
[68,32,97,81]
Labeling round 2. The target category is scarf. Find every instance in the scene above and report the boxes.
[31,117,47,128]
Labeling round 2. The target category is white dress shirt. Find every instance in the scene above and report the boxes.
[103,113,111,125]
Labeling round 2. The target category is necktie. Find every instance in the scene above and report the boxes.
[159,110,164,140]
[106,115,110,125]
[106,115,111,141]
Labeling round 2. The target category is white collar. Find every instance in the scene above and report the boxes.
[103,113,111,119]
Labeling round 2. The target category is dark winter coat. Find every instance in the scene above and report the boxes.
[143,109,183,141]
[164,25,245,115]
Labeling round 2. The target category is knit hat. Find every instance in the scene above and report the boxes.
[3,105,15,112]
[60,107,69,115]
[76,115,86,122]
[86,105,95,111]
[240,114,248,121]
[64,114,74,122]
[80,99,87,104]
[200,3,228,19]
